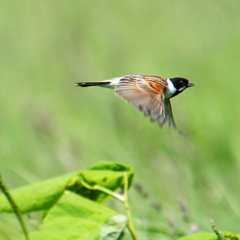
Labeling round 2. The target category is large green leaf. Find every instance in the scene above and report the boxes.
[20,192,118,240]
[0,173,76,213]
[0,162,133,214]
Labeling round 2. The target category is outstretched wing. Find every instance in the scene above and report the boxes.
[163,99,186,135]
[161,99,176,128]
[115,75,173,126]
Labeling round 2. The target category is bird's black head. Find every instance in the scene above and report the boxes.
[169,77,194,97]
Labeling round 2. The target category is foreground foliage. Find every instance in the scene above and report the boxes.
[0,162,239,240]
[0,162,133,240]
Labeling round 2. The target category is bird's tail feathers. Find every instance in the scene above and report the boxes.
[75,81,111,87]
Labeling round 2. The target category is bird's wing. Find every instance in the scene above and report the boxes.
[161,99,176,128]
[115,75,169,124]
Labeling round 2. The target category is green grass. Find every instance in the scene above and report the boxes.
[0,0,240,239]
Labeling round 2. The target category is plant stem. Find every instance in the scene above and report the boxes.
[81,174,138,240]
[0,174,29,240]
[210,219,226,240]
[123,173,138,240]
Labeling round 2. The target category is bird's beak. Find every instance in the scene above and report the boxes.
[187,82,194,87]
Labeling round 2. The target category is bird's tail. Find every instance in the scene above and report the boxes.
[75,81,111,87]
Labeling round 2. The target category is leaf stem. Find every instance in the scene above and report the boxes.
[123,173,138,240]
[80,180,125,201]
[81,174,138,240]
[0,174,29,240]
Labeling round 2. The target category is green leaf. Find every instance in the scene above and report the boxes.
[178,232,240,240]
[177,232,217,240]
[79,162,134,203]
[100,215,127,240]
[0,162,133,214]
[0,173,77,213]
[223,232,240,240]
[21,192,117,240]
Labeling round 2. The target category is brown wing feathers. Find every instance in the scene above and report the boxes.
[115,75,168,125]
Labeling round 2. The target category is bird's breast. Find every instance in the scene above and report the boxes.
[164,89,174,99]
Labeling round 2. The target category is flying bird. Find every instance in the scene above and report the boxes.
[76,74,194,132]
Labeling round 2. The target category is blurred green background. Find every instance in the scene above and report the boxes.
[1,0,240,239]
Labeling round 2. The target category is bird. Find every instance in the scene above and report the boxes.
[76,74,194,132]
